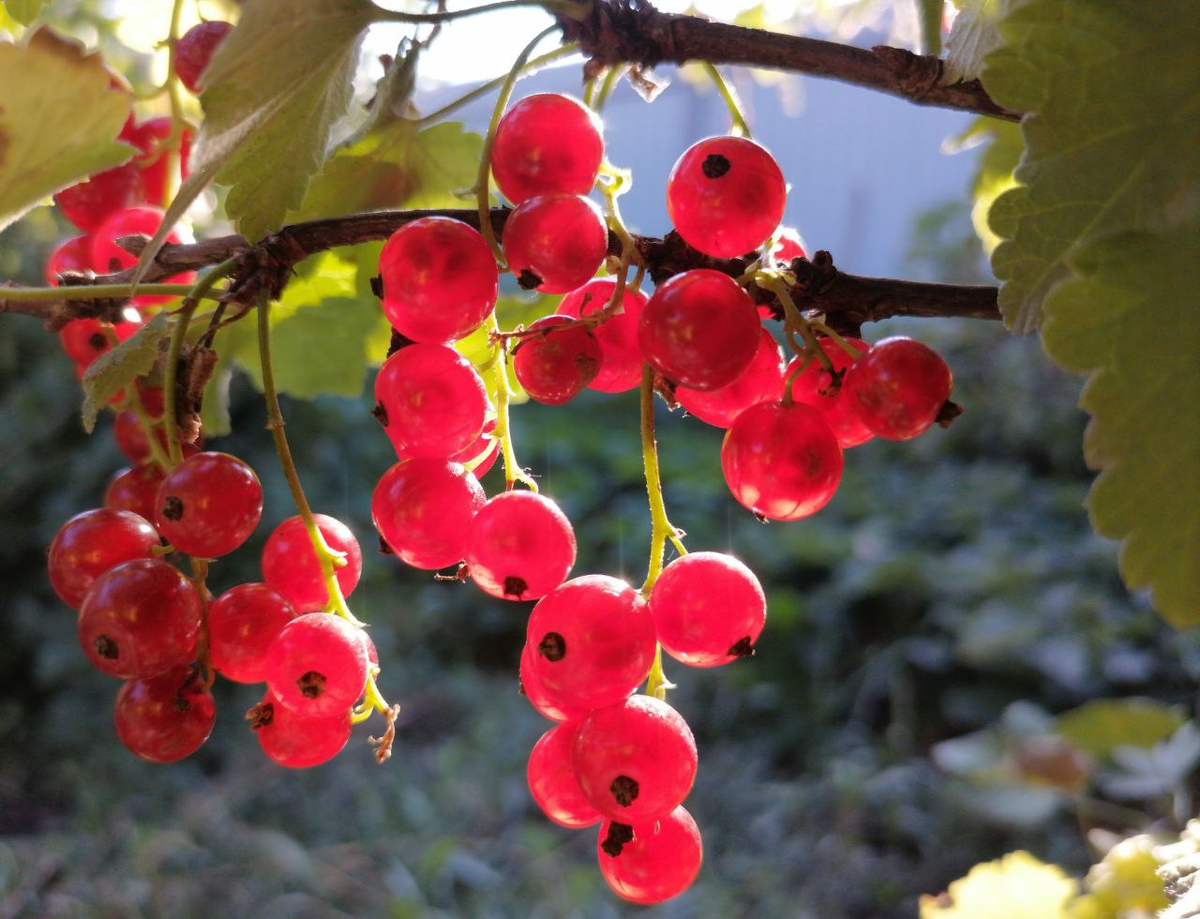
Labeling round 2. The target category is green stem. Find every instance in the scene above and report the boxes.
[416,45,578,126]
[376,0,589,24]
[117,342,174,472]
[2,283,214,302]
[163,0,187,205]
[763,275,835,374]
[593,64,625,111]
[701,61,752,138]
[488,313,538,492]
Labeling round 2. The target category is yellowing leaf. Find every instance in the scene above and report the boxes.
[920,851,1077,919]
[4,0,46,26]
[0,27,134,231]
[1056,699,1187,758]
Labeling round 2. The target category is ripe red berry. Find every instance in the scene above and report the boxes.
[48,508,160,609]
[252,694,353,768]
[372,459,485,570]
[526,575,656,712]
[597,806,703,904]
[520,642,590,723]
[55,165,145,233]
[845,336,953,440]
[78,558,202,679]
[558,279,647,393]
[491,94,604,203]
[675,326,785,428]
[155,452,263,558]
[528,721,602,828]
[114,665,215,763]
[105,464,166,522]
[721,401,843,521]
[772,227,807,262]
[264,612,369,717]
[649,552,766,667]
[262,514,363,613]
[378,217,498,343]
[44,235,95,284]
[787,336,873,448]
[174,20,234,93]
[639,269,760,391]
[91,207,195,303]
[375,343,488,459]
[58,316,141,370]
[667,135,786,258]
[123,116,192,205]
[512,315,603,405]
[208,583,298,683]
[502,194,608,294]
[467,491,576,600]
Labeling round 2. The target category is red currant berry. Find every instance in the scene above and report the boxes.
[105,464,165,522]
[114,665,215,763]
[675,326,785,428]
[373,459,485,570]
[123,117,192,206]
[251,694,353,768]
[55,165,145,233]
[174,20,234,93]
[649,552,766,667]
[519,642,590,723]
[597,805,703,904]
[58,316,141,370]
[787,336,873,448]
[491,94,604,203]
[512,315,603,405]
[44,235,94,284]
[526,575,656,712]
[639,269,760,391]
[378,217,498,343]
[208,583,298,684]
[558,279,647,393]
[467,491,576,600]
[262,514,363,613]
[667,135,786,258]
[845,336,953,440]
[155,452,263,558]
[375,343,488,459]
[772,227,807,262]
[91,207,195,303]
[265,612,369,717]
[48,508,160,609]
[721,400,843,521]
[502,194,608,294]
[528,721,602,828]
[78,559,202,679]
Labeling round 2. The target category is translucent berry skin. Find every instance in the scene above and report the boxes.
[375,343,488,459]
[262,514,363,613]
[114,666,215,763]
[78,559,202,680]
[44,235,94,285]
[58,316,141,370]
[676,327,785,428]
[721,401,843,521]
[528,722,602,828]
[597,806,703,904]
[649,552,766,667]
[526,575,656,712]
[378,217,498,343]
[175,21,234,93]
[253,695,352,768]
[491,94,604,203]
[502,194,608,294]
[520,642,591,723]
[667,136,786,258]
[124,117,192,206]
[154,452,263,558]
[105,464,165,522]
[265,612,369,717]
[512,315,603,405]
[55,164,145,233]
[392,417,499,477]
[114,408,199,465]
[48,508,160,609]
[787,336,873,448]
[372,459,485,570]
[845,336,953,440]
[559,279,647,393]
[208,583,298,683]
[772,227,807,262]
[467,491,576,600]
[639,269,760,391]
[91,207,195,303]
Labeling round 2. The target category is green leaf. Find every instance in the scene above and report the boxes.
[4,0,46,25]
[1040,229,1200,624]
[982,0,1200,332]
[955,117,1022,254]
[942,0,1028,85]
[0,27,134,232]
[1056,698,1187,758]
[80,312,172,432]
[917,0,943,56]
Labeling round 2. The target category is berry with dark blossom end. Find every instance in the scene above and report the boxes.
[667,135,786,258]
[512,315,603,406]
[502,194,608,294]
[262,514,363,613]
[597,806,703,904]
[527,721,602,828]
[519,642,591,723]
[467,490,576,600]
[787,336,874,448]
[844,336,953,440]
[639,269,760,391]
[155,452,263,559]
[251,693,353,768]
[58,316,142,370]
[491,94,604,203]
[105,464,166,522]
[373,459,485,570]
[174,21,234,93]
[48,508,160,609]
[374,343,488,459]
[264,612,369,717]
[114,665,215,763]
[721,400,843,521]
[208,583,298,684]
[675,326,785,428]
[558,279,647,393]
[55,165,145,233]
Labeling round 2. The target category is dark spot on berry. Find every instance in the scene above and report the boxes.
[161,495,184,521]
[173,694,191,713]
[503,575,529,598]
[517,269,543,290]
[93,635,119,660]
[89,332,108,353]
[297,671,327,698]
[574,352,600,380]
[378,535,394,556]
[752,512,770,524]
[600,822,634,858]
[728,636,756,659]
[372,402,389,427]
[936,400,964,428]
[610,774,639,807]
[246,701,273,730]
[370,274,384,299]
[538,632,566,662]
[701,153,731,179]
